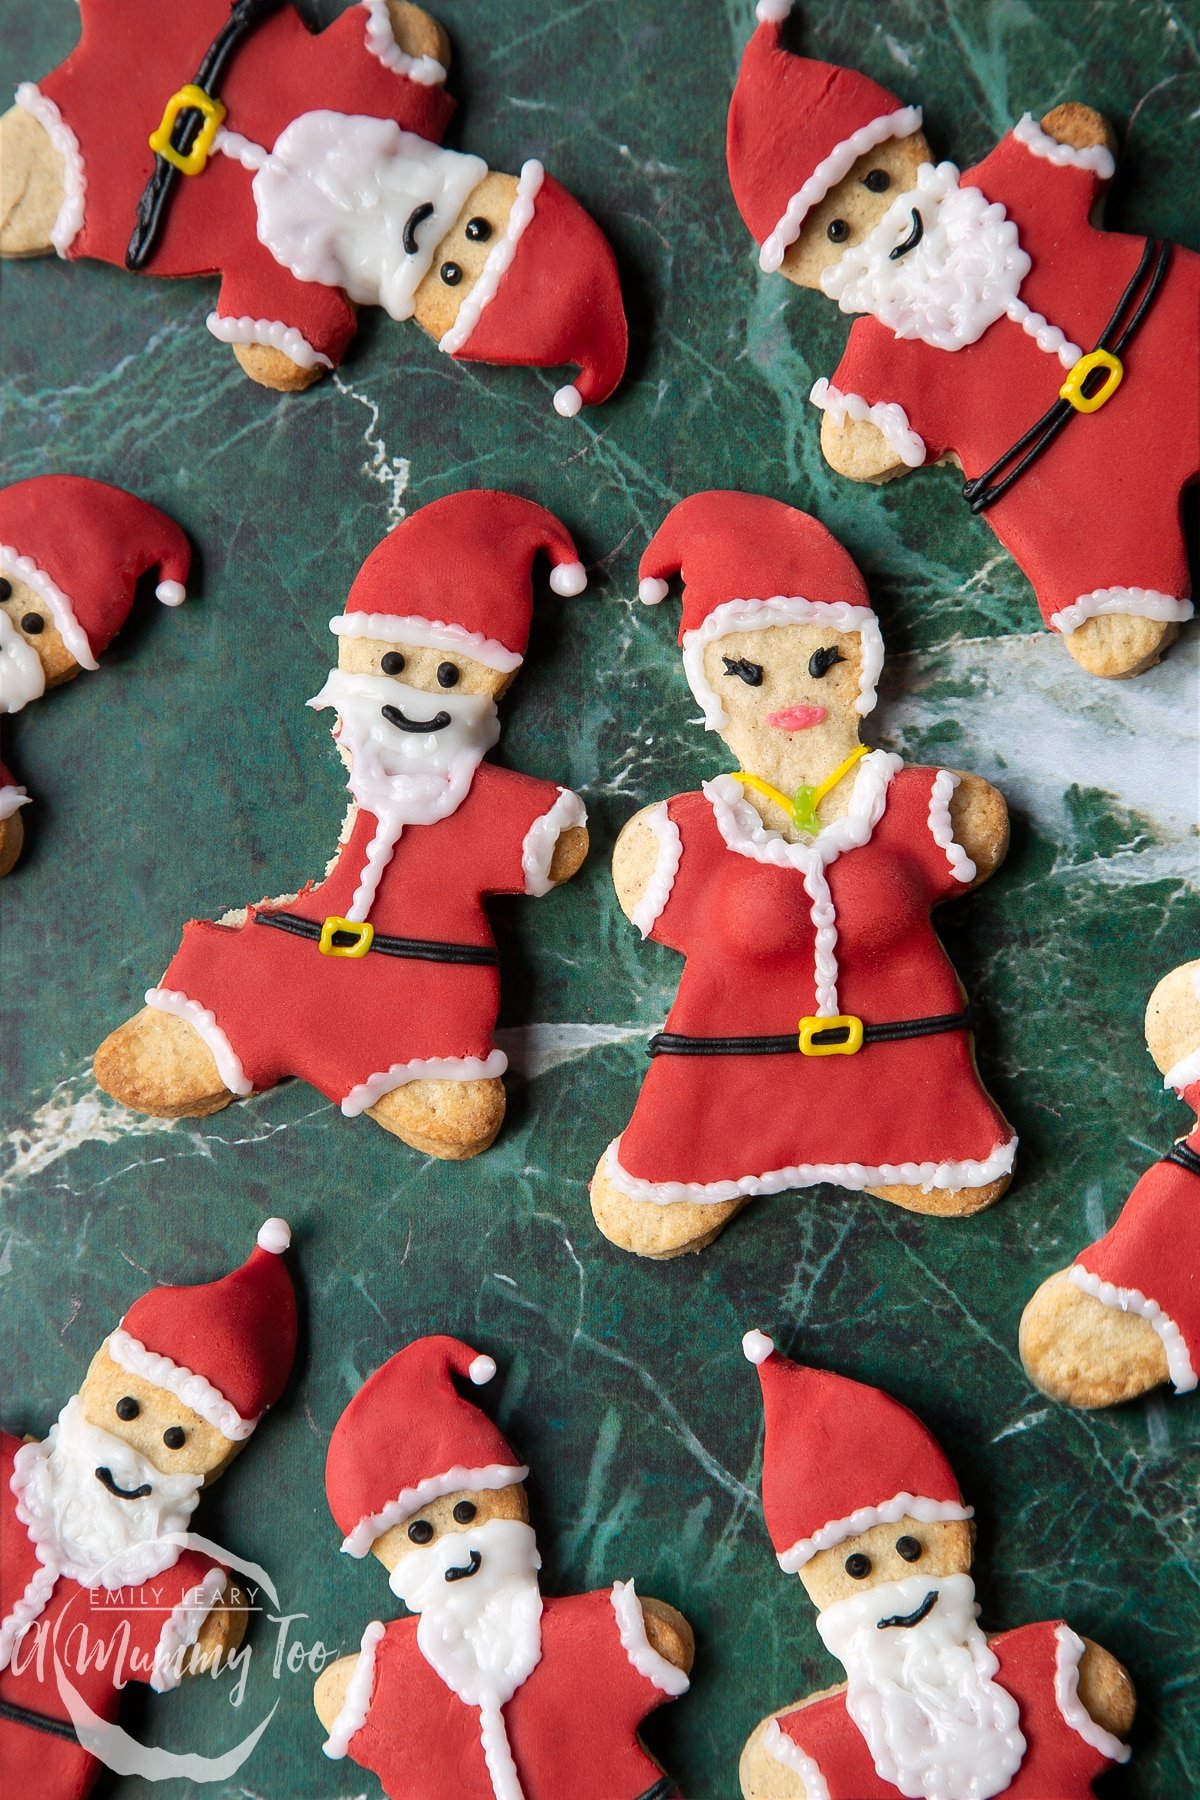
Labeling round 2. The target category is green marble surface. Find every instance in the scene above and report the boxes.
[1,0,1198,1795]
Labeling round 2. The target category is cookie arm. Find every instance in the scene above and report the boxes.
[313,1653,360,1732]
[1039,103,1118,161]
[1077,1638,1136,1743]
[187,1579,248,1675]
[612,805,665,926]
[819,407,912,484]
[946,771,1009,889]
[638,1597,694,1677]
[548,821,589,884]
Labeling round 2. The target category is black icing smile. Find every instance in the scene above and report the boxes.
[889,208,924,260]
[403,201,435,256]
[877,1589,938,1630]
[444,1550,483,1583]
[381,704,452,733]
[95,1466,153,1501]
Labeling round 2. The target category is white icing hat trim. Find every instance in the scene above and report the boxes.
[1049,585,1194,636]
[764,1719,832,1800]
[0,783,29,821]
[257,1217,291,1254]
[323,1618,385,1757]
[151,1566,226,1693]
[549,560,587,597]
[14,84,86,257]
[108,1328,260,1442]
[610,1580,690,1696]
[776,1491,974,1574]
[1012,113,1115,179]
[742,1328,775,1365]
[1164,1044,1200,1098]
[360,0,447,85]
[156,579,187,607]
[631,802,682,938]
[809,378,927,468]
[760,106,924,273]
[1054,1625,1132,1762]
[522,788,587,896]
[205,312,334,371]
[1068,1266,1197,1394]
[341,1462,529,1557]
[553,384,583,419]
[683,595,885,729]
[927,770,977,883]
[439,160,545,357]
[0,545,98,671]
[340,1049,508,1117]
[330,612,524,673]
[145,986,253,1097]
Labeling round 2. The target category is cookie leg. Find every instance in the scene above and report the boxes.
[1019,1268,1170,1407]
[367,1076,505,1159]
[0,103,65,257]
[1062,614,1179,679]
[0,810,24,877]
[866,1172,1011,1216]
[94,1007,237,1118]
[589,1148,745,1257]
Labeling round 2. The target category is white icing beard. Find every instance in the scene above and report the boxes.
[389,1518,544,1709]
[0,607,47,715]
[817,1572,1026,1799]
[11,1396,201,1589]
[820,161,1030,351]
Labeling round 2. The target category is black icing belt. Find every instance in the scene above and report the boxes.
[647,1009,972,1057]
[1164,1141,1200,1179]
[961,237,1172,515]
[252,911,500,966]
[0,1697,78,1743]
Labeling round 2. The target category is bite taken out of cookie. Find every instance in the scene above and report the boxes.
[590,491,1015,1260]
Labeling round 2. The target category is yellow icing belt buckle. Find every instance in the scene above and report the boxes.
[1059,348,1123,414]
[798,1014,864,1056]
[319,916,374,959]
[148,84,227,176]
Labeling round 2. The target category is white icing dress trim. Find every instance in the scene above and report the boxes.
[205,312,334,370]
[14,83,86,256]
[1164,1044,1200,1098]
[151,1565,226,1693]
[760,106,924,273]
[927,769,977,883]
[1013,113,1116,179]
[610,1580,690,1696]
[439,160,544,357]
[1068,1265,1197,1394]
[108,1328,259,1442]
[1053,1625,1132,1763]
[1003,296,1082,370]
[778,1492,974,1574]
[764,1717,832,1800]
[0,545,98,671]
[145,985,254,1097]
[360,0,447,86]
[323,1618,385,1757]
[341,1463,529,1557]
[1049,585,1194,636]
[631,802,683,939]
[339,1049,508,1118]
[330,612,525,672]
[0,1560,58,1674]
[683,596,886,728]
[522,788,587,896]
[0,783,29,820]
[809,377,927,468]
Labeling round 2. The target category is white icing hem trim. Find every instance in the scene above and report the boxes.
[777,1492,974,1574]
[323,1619,385,1757]
[330,612,524,672]
[1068,1265,1197,1394]
[760,106,923,272]
[108,1328,259,1442]
[764,1718,832,1800]
[439,160,544,356]
[809,378,926,468]
[151,1566,226,1693]
[1013,113,1115,179]
[631,802,683,938]
[0,783,29,820]
[0,545,98,671]
[522,788,587,896]
[0,1561,58,1674]
[928,770,976,883]
[145,986,253,1098]
[610,1580,690,1696]
[14,84,86,257]
[1053,1624,1132,1763]
[341,1463,529,1557]
[205,312,334,370]
[340,1049,508,1117]
[1050,586,1194,635]
[360,0,447,86]
[683,595,885,729]
[1164,1046,1200,1097]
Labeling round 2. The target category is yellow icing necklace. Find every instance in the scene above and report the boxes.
[732,743,868,836]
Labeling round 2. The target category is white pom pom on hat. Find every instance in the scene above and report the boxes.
[549,560,587,597]
[756,0,793,20]
[257,1217,292,1255]
[156,579,187,607]
[469,1353,497,1385]
[742,1328,776,1365]
[554,383,583,419]
[638,576,670,605]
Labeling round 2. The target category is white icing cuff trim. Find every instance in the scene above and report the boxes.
[205,312,334,370]
[109,1328,259,1441]
[810,378,927,468]
[1164,1046,1200,1098]
[683,595,886,729]
[151,1566,226,1692]
[257,1217,291,1254]
[145,986,253,1098]
[14,84,86,257]
[341,1464,529,1557]
[0,1562,58,1674]
[0,784,29,821]
[778,1492,974,1573]
[360,0,447,85]
[0,545,98,671]
[522,788,587,896]
[1013,113,1115,179]
[631,802,682,938]
[323,1619,385,1757]
[760,106,923,272]
[764,1719,832,1800]
[1054,1625,1132,1762]
[440,160,544,356]
[610,1580,690,1696]
[928,770,977,883]
[1068,1266,1197,1394]
[742,1328,775,1365]
[341,1050,508,1116]
[330,612,524,672]
[1050,586,1194,635]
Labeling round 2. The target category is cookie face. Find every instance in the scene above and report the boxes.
[338,633,512,700]
[699,619,866,778]
[80,1344,236,1483]
[780,133,931,290]
[1,573,80,689]
[797,1515,974,1612]
[372,1482,531,1572]
[412,170,519,342]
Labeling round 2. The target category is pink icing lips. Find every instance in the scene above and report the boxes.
[766,704,827,731]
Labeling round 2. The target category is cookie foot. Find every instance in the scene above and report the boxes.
[94,1007,236,1118]
[589,1149,745,1257]
[866,1171,1011,1216]
[1062,613,1179,679]
[1019,1268,1170,1408]
[367,1075,505,1159]
[0,103,65,257]
[0,810,24,878]
[231,342,326,393]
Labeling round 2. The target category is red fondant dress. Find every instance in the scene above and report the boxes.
[0,759,27,819]
[605,756,1015,1203]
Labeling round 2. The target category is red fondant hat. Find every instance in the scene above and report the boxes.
[742,1330,971,1572]
[327,1335,528,1557]
[438,162,627,417]
[107,1220,296,1442]
[334,489,586,670]
[727,4,922,272]
[0,476,190,671]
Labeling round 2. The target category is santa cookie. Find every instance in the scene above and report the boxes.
[1,1219,296,1800]
[315,1334,692,1800]
[1021,959,1200,1408]
[0,1,627,411]
[0,475,190,876]
[95,491,589,1159]
[590,492,1015,1260]
[739,1331,1135,1800]
[727,3,1200,678]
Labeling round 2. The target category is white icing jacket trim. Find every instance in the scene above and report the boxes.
[0,1561,58,1674]
[0,783,29,820]
[927,770,977,883]
[360,0,447,84]
[764,1718,832,1800]
[0,545,98,671]
[440,160,545,357]
[14,83,86,256]
[631,802,683,939]
[341,1463,529,1557]
[1053,1625,1132,1763]
[809,378,927,468]
[1164,1044,1200,1098]
[760,106,924,272]
[1004,296,1082,370]
[323,1619,385,1757]
[330,612,525,672]
[1012,113,1116,179]
[1068,1266,1197,1394]
[522,788,587,896]
[340,1049,508,1117]
[776,1490,974,1574]
[145,986,254,1097]
[683,596,886,728]
[108,1328,259,1441]
[205,312,334,370]
[1049,585,1194,636]
[610,1579,690,1696]
[151,1565,227,1693]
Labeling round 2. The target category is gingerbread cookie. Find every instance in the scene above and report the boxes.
[315,1333,692,1800]
[95,491,589,1159]
[590,491,1015,1260]
[727,2,1199,677]
[0,1219,296,1799]
[738,1330,1135,1800]
[1,1,627,411]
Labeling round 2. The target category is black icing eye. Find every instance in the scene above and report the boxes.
[115,1396,140,1422]
[436,661,460,689]
[381,651,405,675]
[896,1535,923,1563]
[408,1519,435,1545]
[465,217,492,243]
[21,613,44,635]
[0,578,12,601]
[452,1500,477,1524]
[162,1426,186,1450]
[845,1552,872,1579]
[863,169,891,194]
[827,218,850,244]
[440,261,463,287]
[721,656,763,687]
[808,646,845,679]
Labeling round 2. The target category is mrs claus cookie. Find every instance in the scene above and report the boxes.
[590,492,1015,1261]
[727,2,1200,678]
[0,1,627,412]
[95,491,589,1160]
[315,1334,692,1800]
[738,1331,1135,1800]
[0,475,190,877]
[1021,959,1200,1408]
